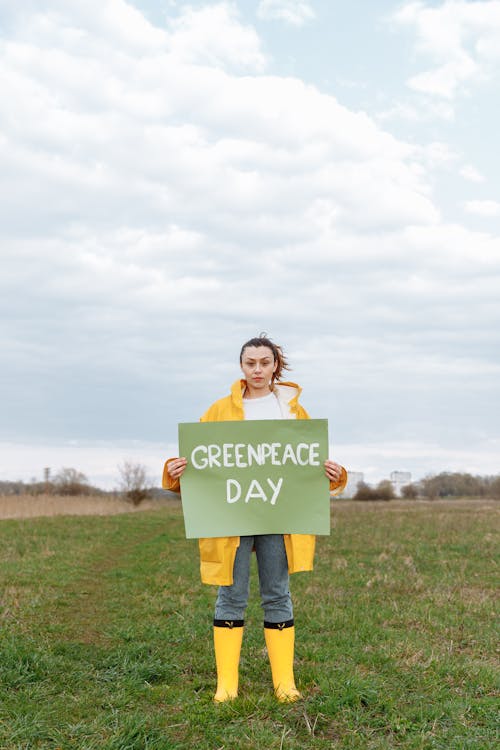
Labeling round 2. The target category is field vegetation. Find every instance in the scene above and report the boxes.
[352,473,500,502]
[0,497,498,749]
[0,493,175,521]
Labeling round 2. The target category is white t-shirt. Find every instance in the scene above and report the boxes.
[243,390,283,420]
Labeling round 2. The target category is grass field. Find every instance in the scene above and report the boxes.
[0,497,498,749]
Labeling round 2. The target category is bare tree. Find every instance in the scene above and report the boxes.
[401,483,419,499]
[353,480,395,502]
[117,460,151,506]
[53,467,90,495]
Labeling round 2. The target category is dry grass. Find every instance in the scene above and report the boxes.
[0,492,179,520]
[1,494,496,522]
[334,497,498,512]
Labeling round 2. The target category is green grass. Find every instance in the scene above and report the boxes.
[0,500,498,749]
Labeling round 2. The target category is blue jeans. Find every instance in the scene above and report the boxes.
[214,534,293,623]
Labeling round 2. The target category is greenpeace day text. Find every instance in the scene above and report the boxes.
[178,419,330,538]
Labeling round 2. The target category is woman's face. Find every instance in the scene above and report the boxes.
[240,345,277,392]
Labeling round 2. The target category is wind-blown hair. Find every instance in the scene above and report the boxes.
[239,333,290,385]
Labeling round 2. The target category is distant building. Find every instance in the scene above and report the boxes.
[390,471,412,496]
[340,471,364,498]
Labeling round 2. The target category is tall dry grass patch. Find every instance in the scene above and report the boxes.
[0,493,177,520]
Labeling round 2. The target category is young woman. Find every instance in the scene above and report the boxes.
[163,335,347,703]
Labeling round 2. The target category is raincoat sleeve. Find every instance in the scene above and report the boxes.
[330,466,348,496]
[162,458,180,493]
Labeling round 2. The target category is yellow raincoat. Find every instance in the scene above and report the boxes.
[162,379,348,585]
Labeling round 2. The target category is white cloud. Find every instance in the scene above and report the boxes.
[419,140,458,167]
[167,3,267,71]
[4,1,266,73]
[393,0,500,99]
[407,54,479,100]
[257,0,316,26]
[376,98,455,123]
[9,0,168,53]
[0,0,499,482]
[460,164,485,182]
[465,199,500,216]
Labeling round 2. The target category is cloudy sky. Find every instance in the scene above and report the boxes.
[1,0,499,489]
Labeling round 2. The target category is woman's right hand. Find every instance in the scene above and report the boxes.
[167,457,188,480]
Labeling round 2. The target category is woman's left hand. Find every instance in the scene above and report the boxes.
[324,460,344,483]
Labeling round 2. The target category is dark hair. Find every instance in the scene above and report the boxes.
[239,332,290,385]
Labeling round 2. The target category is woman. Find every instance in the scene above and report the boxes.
[163,334,347,703]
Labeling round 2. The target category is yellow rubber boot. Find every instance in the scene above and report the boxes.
[213,621,244,702]
[264,622,302,703]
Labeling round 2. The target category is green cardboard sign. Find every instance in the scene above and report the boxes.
[178,419,330,538]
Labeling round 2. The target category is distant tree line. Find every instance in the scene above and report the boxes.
[353,480,395,501]
[2,468,499,504]
[0,468,100,497]
[353,472,500,501]
[0,462,155,506]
